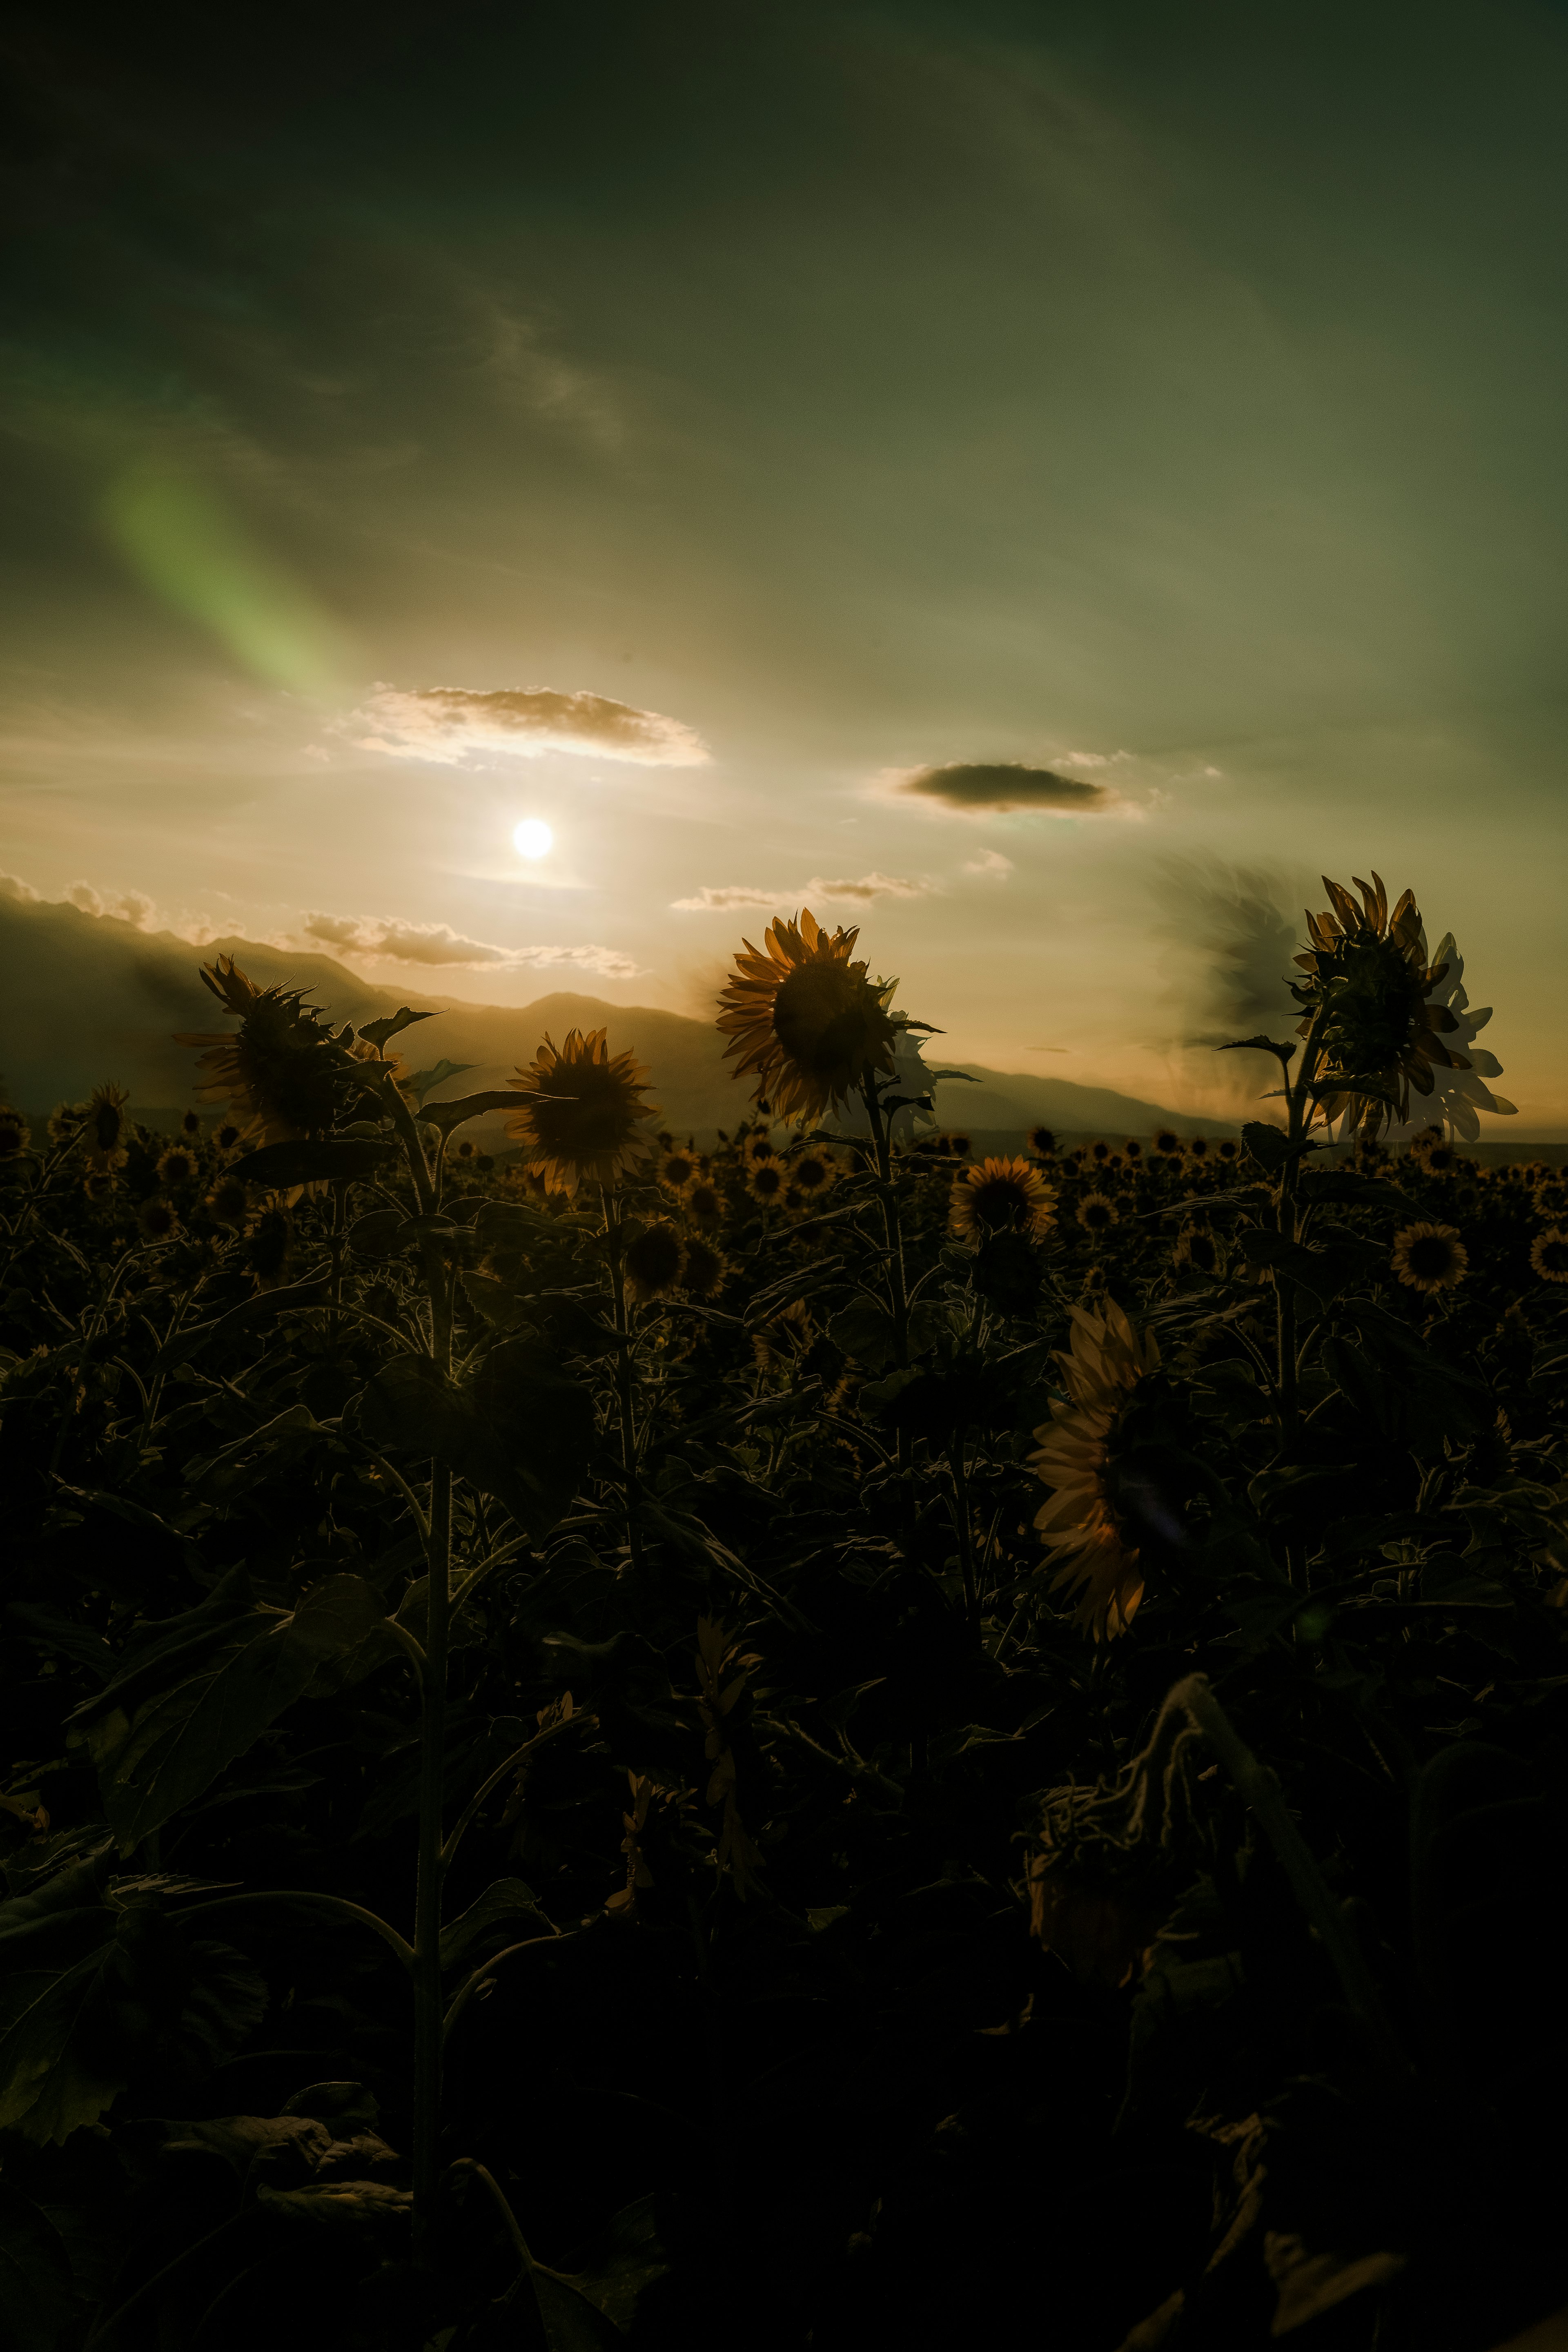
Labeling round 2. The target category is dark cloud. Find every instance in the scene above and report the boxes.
[897,762,1114,815]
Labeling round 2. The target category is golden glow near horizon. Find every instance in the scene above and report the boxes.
[512,819,554,860]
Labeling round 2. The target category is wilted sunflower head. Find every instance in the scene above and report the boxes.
[680,1236,729,1299]
[174,957,356,1147]
[685,1179,724,1229]
[1030,1301,1162,1640]
[1391,1221,1469,1294]
[716,908,897,1123]
[1076,1194,1120,1234]
[1293,874,1469,1137]
[506,1028,660,1195]
[85,1082,131,1169]
[747,1160,788,1209]
[624,1220,686,1305]
[1028,1125,1057,1159]
[155,1145,198,1187]
[1530,1229,1568,1285]
[949,1156,1056,1242]
[137,1196,180,1243]
[660,1148,698,1193]
[0,1106,30,1161]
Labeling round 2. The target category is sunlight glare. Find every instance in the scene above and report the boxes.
[512,818,554,860]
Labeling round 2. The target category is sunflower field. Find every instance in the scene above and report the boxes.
[1,882,1566,2352]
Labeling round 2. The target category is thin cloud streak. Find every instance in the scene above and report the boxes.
[893,761,1117,815]
[671,872,933,912]
[300,910,640,979]
[347,684,710,768]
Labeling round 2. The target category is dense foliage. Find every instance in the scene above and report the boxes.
[1,906,1566,2352]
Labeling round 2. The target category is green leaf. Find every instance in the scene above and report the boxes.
[350,1208,406,1259]
[406,1058,476,1107]
[528,2269,627,2352]
[439,1878,552,1974]
[67,1574,396,1850]
[234,1138,393,1190]
[353,1343,595,1538]
[1220,1035,1296,1060]
[551,2195,669,2336]
[422,1090,521,1138]
[254,2180,412,2231]
[1240,1121,1317,1172]
[357,1007,437,1051]
[828,1297,899,1373]
[0,1910,265,2144]
[0,2184,76,2352]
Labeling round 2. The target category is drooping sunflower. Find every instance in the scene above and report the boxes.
[1076,1193,1120,1236]
[84,1082,131,1172]
[1530,1229,1568,1285]
[175,957,355,1147]
[1292,875,1477,1138]
[506,1029,660,1195]
[1030,1302,1161,1641]
[623,1220,686,1305]
[1390,1221,1469,1294]
[949,1156,1056,1241]
[715,908,897,1123]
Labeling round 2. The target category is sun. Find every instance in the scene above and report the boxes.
[513,818,554,860]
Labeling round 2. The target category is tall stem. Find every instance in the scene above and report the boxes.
[410,1135,452,2267]
[601,1187,642,1565]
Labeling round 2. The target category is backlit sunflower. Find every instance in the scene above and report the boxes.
[1030,1302,1161,1640]
[0,1106,29,1162]
[1028,1126,1057,1158]
[47,1103,85,1145]
[155,1145,198,1187]
[1531,1229,1568,1285]
[84,1082,131,1172]
[659,1147,699,1194]
[949,1156,1056,1241]
[747,1160,788,1208]
[1153,1130,1180,1156]
[506,1028,660,1195]
[1076,1194,1120,1235]
[679,1236,729,1299]
[623,1220,685,1305]
[175,957,355,1146]
[685,1179,724,1229]
[1536,1179,1568,1220]
[716,908,897,1123]
[786,1147,837,1200]
[1390,1221,1469,1294]
[1292,875,1482,1139]
[136,1196,180,1243]
[1172,1226,1218,1275]
[205,1176,249,1226]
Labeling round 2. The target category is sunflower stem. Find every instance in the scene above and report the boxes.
[601,1186,644,1565]
[411,1238,456,2268]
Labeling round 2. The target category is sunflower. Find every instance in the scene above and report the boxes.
[180,1109,202,1138]
[1028,1125,1058,1159]
[1076,1194,1120,1235]
[660,1147,699,1194]
[244,1203,296,1290]
[1090,1140,1110,1163]
[84,1082,131,1171]
[1292,875,1479,1138]
[155,1145,198,1187]
[624,1220,685,1305]
[1217,1139,1239,1162]
[1123,1139,1143,1163]
[137,1196,180,1243]
[0,1106,29,1161]
[949,1156,1056,1241]
[205,1176,250,1226]
[716,908,897,1123]
[747,1160,788,1209]
[214,1122,242,1153]
[1153,1130,1180,1157]
[743,1130,777,1164]
[175,957,355,1146]
[1531,1229,1568,1285]
[1030,1302,1161,1640]
[684,1179,724,1230]
[1536,1179,1568,1220]
[1390,1221,1469,1294]
[1172,1225,1218,1275]
[679,1236,729,1299]
[506,1028,660,1195]
[1187,1136,1210,1161]
[786,1147,837,1200]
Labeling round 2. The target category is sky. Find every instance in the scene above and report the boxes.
[2,0,1567,1125]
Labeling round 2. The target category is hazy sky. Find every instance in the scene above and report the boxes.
[3,0,1567,1123]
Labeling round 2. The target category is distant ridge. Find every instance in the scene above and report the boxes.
[2,889,1230,1143]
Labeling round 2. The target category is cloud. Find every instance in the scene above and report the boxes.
[0,871,39,903]
[963,849,1014,878]
[300,910,640,979]
[65,882,160,928]
[894,761,1116,815]
[670,872,933,912]
[347,683,709,768]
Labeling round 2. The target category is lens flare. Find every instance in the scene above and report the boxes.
[513,819,554,859]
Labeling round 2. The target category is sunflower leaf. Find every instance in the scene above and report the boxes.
[406,1058,475,1107]
[422,1091,521,1137]
[234,1137,393,1189]
[1220,1035,1297,1060]
[357,1007,437,1051]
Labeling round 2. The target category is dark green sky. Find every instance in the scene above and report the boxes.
[2,1,1565,1120]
